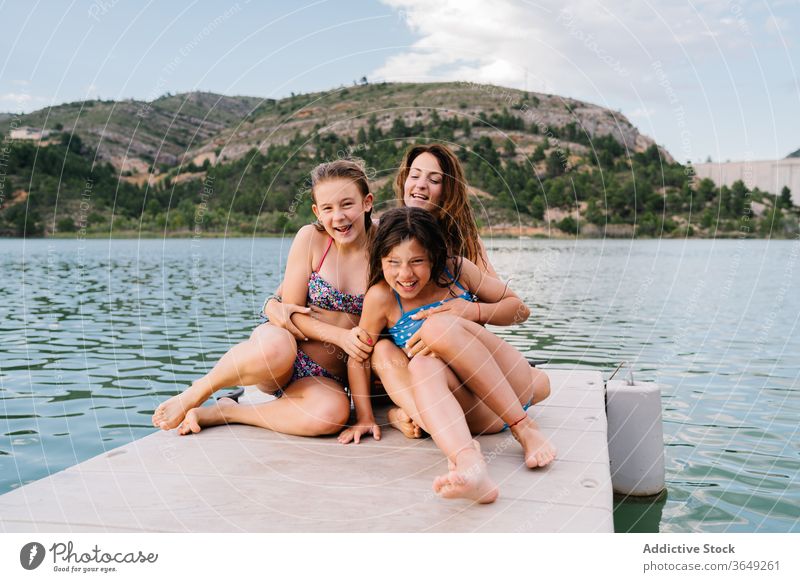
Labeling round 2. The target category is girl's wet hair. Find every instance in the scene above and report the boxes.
[310,158,373,232]
[394,143,485,269]
[368,206,462,290]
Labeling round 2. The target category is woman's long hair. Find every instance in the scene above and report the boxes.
[394,143,485,269]
[368,206,461,291]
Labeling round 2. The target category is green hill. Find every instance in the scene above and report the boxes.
[0,82,796,238]
[11,92,263,171]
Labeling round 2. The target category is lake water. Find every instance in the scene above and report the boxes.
[1,237,798,532]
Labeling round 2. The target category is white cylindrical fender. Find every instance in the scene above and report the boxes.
[606,380,665,496]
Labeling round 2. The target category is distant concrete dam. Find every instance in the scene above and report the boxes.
[692,158,800,204]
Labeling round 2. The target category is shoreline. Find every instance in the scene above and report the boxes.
[12,231,791,240]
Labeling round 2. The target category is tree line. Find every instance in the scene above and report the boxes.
[1,113,796,237]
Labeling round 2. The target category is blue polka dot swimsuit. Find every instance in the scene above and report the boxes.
[387,269,475,349]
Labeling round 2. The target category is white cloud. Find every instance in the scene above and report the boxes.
[629,106,656,118]
[0,93,50,113]
[765,14,790,35]
[375,0,754,106]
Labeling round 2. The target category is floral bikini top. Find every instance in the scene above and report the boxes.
[307,237,365,315]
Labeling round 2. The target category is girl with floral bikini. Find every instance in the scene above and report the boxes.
[152,160,375,436]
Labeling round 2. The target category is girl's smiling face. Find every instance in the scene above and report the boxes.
[403,152,444,213]
[312,178,373,243]
[381,238,432,299]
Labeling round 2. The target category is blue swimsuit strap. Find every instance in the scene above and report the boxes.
[443,267,468,293]
[391,267,471,317]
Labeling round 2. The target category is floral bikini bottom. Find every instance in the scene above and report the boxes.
[256,316,346,398]
[291,349,344,385]
[264,349,346,399]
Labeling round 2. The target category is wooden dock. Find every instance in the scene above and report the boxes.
[0,369,613,532]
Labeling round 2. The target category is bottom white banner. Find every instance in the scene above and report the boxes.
[1,533,797,581]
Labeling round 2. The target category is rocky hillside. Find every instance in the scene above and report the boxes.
[11,82,668,173]
[14,92,263,172]
[2,82,796,238]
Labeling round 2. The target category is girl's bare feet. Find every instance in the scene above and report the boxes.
[152,383,210,430]
[510,415,557,468]
[446,439,481,472]
[433,441,498,504]
[387,407,423,439]
[177,397,238,435]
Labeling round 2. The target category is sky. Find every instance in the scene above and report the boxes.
[0,0,798,163]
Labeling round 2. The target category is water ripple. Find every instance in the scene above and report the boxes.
[1,237,798,532]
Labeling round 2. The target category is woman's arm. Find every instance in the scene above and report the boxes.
[460,258,530,325]
[280,224,316,306]
[337,286,390,444]
[265,285,355,339]
[338,357,381,444]
[263,282,312,340]
[262,282,283,316]
[356,284,391,339]
[477,237,500,279]
[409,258,529,327]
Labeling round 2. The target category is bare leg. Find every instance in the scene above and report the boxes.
[406,355,498,503]
[420,315,525,422]
[420,315,556,468]
[462,323,551,406]
[153,324,297,430]
[371,340,423,438]
[178,376,350,437]
[531,367,551,404]
[375,338,505,437]
[445,320,556,464]
[373,337,549,438]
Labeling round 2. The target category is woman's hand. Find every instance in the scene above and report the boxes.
[333,326,374,362]
[338,418,382,444]
[264,299,311,340]
[410,298,479,323]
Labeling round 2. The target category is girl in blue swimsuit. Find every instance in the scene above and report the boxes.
[372,143,551,445]
[342,207,556,504]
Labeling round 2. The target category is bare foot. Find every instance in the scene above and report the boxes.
[446,439,482,472]
[177,398,238,435]
[433,441,498,504]
[152,384,210,430]
[510,415,557,468]
[387,407,423,439]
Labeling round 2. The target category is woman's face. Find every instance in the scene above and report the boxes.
[381,238,432,299]
[403,152,444,213]
[312,178,373,244]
